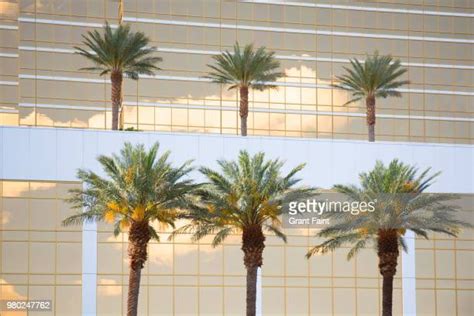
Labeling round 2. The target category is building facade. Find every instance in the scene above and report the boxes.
[0,0,473,143]
[1,127,473,315]
[0,1,473,316]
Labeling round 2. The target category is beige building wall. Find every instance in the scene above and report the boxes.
[95,222,404,315]
[1,125,473,315]
[1,0,473,314]
[415,229,474,315]
[2,180,473,315]
[0,180,82,315]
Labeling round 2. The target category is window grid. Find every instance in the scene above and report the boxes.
[1,1,473,144]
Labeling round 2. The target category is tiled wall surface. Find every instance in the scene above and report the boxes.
[0,1,473,143]
[0,126,473,315]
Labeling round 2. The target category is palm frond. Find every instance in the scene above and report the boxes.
[306,232,361,258]
[63,142,197,240]
[264,224,287,243]
[205,42,284,90]
[62,209,104,226]
[148,225,160,242]
[75,22,161,79]
[177,150,315,246]
[212,227,233,247]
[309,159,470,261]
[332,51,409,104]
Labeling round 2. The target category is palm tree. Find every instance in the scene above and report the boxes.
[63,142,196,316]
[172,151,313,316]
[205,42,284,136]
[75,22,161,130]
[306,159,470,316]
[332,52,409,142]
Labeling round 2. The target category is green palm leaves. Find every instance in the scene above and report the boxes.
[61,141,470,316]
[174,151,311,245]
[75,22,161,78]
[63,142,196,316]
[205,43,284,136]
[75,22,161,130]
[307,159,466,259]
[205,42,284,90]
[306,159,469,316]
[333,52,409,142]
[172,151,313,316]
[334,52,409,104]
[63,142,195,236]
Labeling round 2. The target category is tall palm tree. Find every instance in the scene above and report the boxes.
[306,159,470,316]
[205,42,284,136]
[75,22,161,130]
[63,143,196,316]
[332,52,409,142]
[172,151,313,316]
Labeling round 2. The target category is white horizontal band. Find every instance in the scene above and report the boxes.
[398,88,473,96]
[20,74,107,84]
[0,81,18,86]
[18,17,110,28]
[18,45,474,71]
[17,16,474,44]
[19,74,474,96]
[0,24,18,30]
[243,0,474,18]
[19,46,75,54]
[17,102,474,123]
[19,102,106,111]
[0,108,18,113]
[0,53,19,58]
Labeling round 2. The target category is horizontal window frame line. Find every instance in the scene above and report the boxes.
[17,17,112,28]
[275,54,474,70]
[19,46,75,54]
[18,74,474,96]
[20,74,107,84]
[0,108,18,113]
[0,80,18,86]
[0,53,19,58]
[242,0,474,18]
[18,102,474,123]
[17,16,474,45]
[0,24,18,30]
[19,102,106,111]
[18,45,474,71]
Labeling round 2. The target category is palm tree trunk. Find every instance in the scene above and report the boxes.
[242,225,265,316]
[377,229,399,316]
[239,86,249,136]
[111,70,123,130]
[366,96,376,142]
[127,221,151,316]
[246,265,258,316]
[127,264,142,316]
[382,273,394,316]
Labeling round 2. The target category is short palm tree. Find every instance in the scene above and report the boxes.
[205,42,284,136]
[75,22,161,130]
[172,151,313,316]
[63,142,196,316]
[306,159,469,316]
[332,52,409,142]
